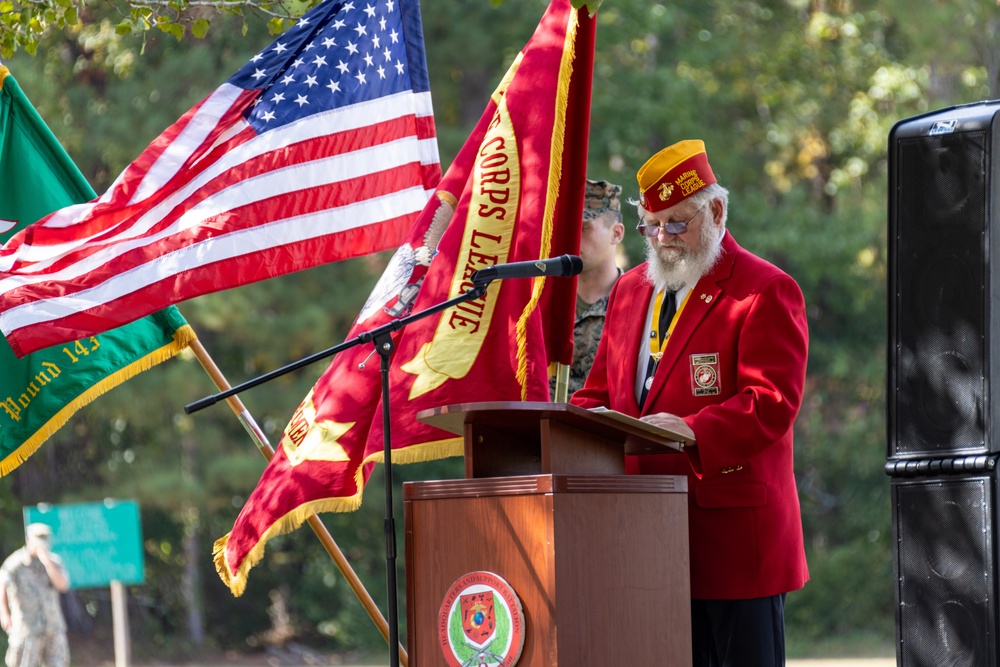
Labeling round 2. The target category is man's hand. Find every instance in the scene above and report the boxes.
[640,411,696,443]
[35,547,52,565]
[29,539,70,593]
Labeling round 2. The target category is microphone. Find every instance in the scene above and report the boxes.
[471,254,583,285]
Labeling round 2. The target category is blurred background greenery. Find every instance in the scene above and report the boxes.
[1,0,995,661]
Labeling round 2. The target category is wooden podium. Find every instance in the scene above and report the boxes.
[404,402,691,666]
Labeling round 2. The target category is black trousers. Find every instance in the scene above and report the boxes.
[691,594,787,667]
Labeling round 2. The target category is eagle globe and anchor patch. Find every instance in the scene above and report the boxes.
[690,353,721,396]
[438,571,525,667]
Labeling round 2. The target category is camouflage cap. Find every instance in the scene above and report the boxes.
[583,179,622,221]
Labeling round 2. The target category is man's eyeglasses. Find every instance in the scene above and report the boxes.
[635,204,708,237]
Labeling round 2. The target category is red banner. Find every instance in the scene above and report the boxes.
[215,0,595,596]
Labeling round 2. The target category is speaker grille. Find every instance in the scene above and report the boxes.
[894,475,997,666]
[892,131,989,457]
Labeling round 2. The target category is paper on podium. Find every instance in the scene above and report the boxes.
[587,406,695,453]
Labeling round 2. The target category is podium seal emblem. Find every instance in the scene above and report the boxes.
[438,571,525,667]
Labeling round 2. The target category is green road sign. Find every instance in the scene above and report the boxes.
[23,499,144,589]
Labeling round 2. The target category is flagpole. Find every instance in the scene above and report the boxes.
[553,362,571,403]
[187,338,408,667]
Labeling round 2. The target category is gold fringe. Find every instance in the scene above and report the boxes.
[362,436,464,466]
[514,9,580,398]
[214,491,363,597]
[0,325,197,477]
[0,66,9,88]
[214,435,463,597]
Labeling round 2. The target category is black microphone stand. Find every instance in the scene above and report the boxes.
[186,279,493,667]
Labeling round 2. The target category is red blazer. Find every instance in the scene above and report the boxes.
[571,231,809,599]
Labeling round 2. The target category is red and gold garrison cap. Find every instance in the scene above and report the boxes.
[636,139,717,212]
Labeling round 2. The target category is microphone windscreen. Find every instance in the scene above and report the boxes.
[563,254,584,276]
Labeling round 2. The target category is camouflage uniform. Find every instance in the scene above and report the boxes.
[551,178,623,398]
[0,548,69,667]
[550,272,622,397]
[568,294,612,395]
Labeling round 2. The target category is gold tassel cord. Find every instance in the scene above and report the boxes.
[514,8,580,397]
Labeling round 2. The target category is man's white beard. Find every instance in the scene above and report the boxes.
[644,220,725,292]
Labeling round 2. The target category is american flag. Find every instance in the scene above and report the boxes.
[0,0,440,357]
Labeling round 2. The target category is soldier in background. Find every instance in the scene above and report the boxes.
[551,178,625,400]
[0,524,70,667]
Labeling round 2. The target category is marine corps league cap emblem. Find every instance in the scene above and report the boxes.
[658,182,674,201]
[438,571,525,667]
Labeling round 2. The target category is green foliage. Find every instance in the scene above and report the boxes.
[0,1,323,59]
[447,600,476,662]
[2,0,997,659]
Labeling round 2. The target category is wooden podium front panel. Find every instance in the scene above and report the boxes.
[406,484,559,666]
[550,484,691,666]
[404,475,690,667]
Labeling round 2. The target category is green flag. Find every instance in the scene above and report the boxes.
[0,65,195,475]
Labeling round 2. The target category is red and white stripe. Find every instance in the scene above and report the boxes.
[0,83,439,356]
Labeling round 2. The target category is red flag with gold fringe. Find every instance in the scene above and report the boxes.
[215,0,595,595]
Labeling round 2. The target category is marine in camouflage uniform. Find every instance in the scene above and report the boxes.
[0,525,69,667]
[562,285,621,395]
[551,179,624,398]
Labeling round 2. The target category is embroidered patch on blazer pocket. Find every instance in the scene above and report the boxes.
[690,353,721,396]
[695,482,767,509]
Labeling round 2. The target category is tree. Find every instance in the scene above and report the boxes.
[0,0,602,59]
[0,1,309,58]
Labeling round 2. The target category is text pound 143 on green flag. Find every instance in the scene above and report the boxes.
[0,65,195,475]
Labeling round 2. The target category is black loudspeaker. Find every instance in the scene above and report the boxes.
[888,102,1000,460]
[891,463,1000,666]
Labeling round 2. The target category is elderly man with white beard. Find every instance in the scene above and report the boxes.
[571,140,810,667]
